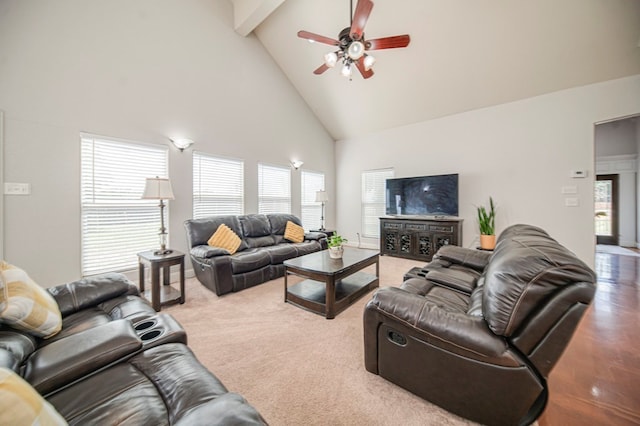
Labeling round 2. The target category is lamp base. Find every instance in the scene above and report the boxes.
[154,248,174,256]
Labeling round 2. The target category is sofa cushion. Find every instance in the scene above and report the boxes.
[0,367,67,425]
[244,235,277,249]
[284,221,304,243]
[424,268,480,294]
[0,327,37,372]
[47,343,266,426]
[293,241,323,257]
[239,214,271,238]
[267,214,302,235]
[184,215,248,251]
[433,246,492,272]
[0,262,62,339]
[263,244,298,265]
[230,249,271,274]
[208,224,242,255]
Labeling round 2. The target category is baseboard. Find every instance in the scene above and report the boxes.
[120,267,195,286]
[344,242,378,250]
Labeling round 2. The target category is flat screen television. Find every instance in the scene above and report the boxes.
[385,174,459,217]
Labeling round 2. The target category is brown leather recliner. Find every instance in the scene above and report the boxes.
[364,224,596,426]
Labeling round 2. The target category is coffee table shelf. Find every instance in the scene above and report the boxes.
[284,248,379,319]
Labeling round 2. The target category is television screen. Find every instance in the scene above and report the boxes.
[385,174,458,217]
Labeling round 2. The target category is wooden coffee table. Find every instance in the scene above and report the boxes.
[284,248,379,319]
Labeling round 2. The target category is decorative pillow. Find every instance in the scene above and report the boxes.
[0,261,62,339]
[207,224,242,255]
[284,221,305,243]
[0,367,68,425]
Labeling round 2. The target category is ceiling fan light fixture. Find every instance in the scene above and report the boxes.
[324,52,338,67]
[347,40,365,60]
[341,62,352,77]
[363,54,376,71]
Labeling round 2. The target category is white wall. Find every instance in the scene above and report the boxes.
[595,119,638,156]
[336,75,640,267]
[0,0,335,285]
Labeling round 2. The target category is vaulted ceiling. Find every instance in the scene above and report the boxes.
[233,0,640,141]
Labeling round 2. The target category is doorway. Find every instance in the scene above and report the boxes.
[595,174,618,245]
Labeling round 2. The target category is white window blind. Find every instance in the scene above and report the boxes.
[81,135,168,276]
[193,152,244,218]
[301,170,325,231]
[361,168,394,238]
[258,163,291,214]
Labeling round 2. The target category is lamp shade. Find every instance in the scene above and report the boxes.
[315,190,329,203]
[142,177,175,200]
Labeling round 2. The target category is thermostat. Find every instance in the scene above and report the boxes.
[570,170,588,178]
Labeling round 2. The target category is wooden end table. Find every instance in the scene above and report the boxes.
[137,249,185,312]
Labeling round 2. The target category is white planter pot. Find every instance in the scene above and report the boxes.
[328,246,344,259]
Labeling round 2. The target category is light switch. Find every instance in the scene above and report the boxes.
[562,186,578,194]
[4,182,31,195]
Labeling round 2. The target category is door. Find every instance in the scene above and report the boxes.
[595,174,618,245]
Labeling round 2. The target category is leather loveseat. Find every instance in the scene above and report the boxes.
[184,213,327,296]
[0,272,266,425]
[364,224,596,426]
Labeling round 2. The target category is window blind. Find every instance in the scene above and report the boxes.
[193,152,244,218]
[81,135,168,276]
[361,168,394,238]
[258,163,291,214]
[301,170,325,231]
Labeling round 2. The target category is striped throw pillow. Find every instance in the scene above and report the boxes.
[0,261,62,339]
[207,224,242,255]
[284,221,304,243]
[0,367,67,425]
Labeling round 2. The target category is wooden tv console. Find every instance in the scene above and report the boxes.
[379,216,463,261]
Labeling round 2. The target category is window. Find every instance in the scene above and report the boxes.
[301,170,325,231]
[361,168,394,238]
[193,152,244,218]
[258,163,291,214]
[81,134,168,276]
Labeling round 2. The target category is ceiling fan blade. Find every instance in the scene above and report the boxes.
[298,30,339,46]
[366,35,411,50]
[350,0,374,40]
[313,63,330,75]
[355,57,374,79]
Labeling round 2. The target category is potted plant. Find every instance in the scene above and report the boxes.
[477,197,496,250]
[327,234,348,259]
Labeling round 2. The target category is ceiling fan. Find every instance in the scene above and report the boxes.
[297,0,410,79]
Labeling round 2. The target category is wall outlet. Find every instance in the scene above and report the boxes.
[4,182,31,195]
[565,197,579,207]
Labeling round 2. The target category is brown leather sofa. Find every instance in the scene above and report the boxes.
[184,213,327,296]
[0,273,266,425]
[364,224,596,426]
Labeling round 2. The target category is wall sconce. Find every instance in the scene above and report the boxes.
[291,160,304,170]
[170,138,194,152]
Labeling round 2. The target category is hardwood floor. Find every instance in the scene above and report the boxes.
[538,251,640,425]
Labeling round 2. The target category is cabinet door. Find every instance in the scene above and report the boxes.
[415,232,434,260]
[434,233,455,252]
[383,230,399,254]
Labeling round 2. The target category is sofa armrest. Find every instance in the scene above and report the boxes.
[190,245,229,258]
[174,392,267,426]
[365,287,513,362]
[24,319,141,395]
[48,273,137,317]
[304,231,326,241]
[433,245,491,271]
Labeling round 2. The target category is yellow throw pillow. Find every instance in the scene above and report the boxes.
[0,367,68,425]
[284,221,305,243]
[0,261,62,339]
[207,224,242,255]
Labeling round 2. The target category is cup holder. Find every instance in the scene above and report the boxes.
[134,319,157,331]
[140,329,164,341]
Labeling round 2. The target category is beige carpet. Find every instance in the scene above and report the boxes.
[164,254,477,426]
